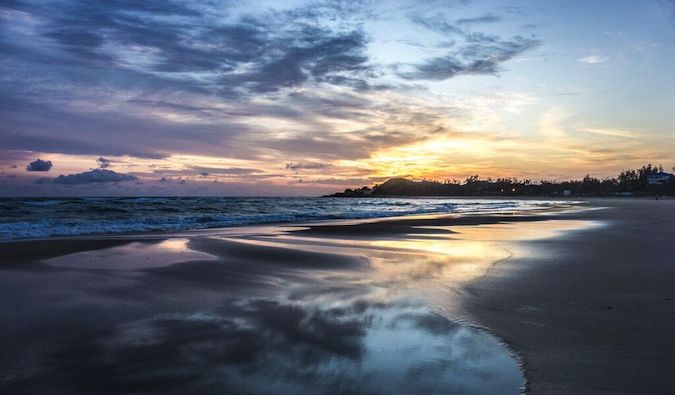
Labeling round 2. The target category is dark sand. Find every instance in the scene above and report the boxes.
[1,199,674,394]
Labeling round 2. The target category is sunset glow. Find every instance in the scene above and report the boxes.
[1,0,673,195]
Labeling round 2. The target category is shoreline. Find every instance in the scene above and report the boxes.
[2,199,674,393]
[3,208,541,394]
[0,197,584,243]
[457,199,675,394]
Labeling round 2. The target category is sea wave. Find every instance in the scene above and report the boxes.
[0,197,579,240]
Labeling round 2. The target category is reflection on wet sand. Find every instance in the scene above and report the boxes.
[4,288,520,395]
[1,217,595,394]
[422,219,601,241]
[44,238,216,270]
[229,219,600,287]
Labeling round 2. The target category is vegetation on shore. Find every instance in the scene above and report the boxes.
[328,164,675,197]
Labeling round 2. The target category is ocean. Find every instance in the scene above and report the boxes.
[0,197,577,240]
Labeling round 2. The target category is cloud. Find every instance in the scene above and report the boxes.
[230,29,371,94]
[0,133,167,159]
[578,54,608,64]
[0,150,36,167]
[398,36,539,80]
[409,13,465,36]
[402,13,539,80]
[16,0,373,97]
[538,106,571,137]
[37,169,137,185]
[96,157,111,168]
[457,14,501,25]
[286,162,332,170]
[579,127,644,138]
[0,0,579,196]
[26,158,53,172]
[0,0,379,163]
[188,166,265,175]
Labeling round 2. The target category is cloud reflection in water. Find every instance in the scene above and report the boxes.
[6,286,521,395]
[2,221,555,394]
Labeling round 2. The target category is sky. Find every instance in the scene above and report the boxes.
[1,0,674,196]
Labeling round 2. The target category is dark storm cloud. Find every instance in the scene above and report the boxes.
[37,169,137,185]
[26,158,53,172]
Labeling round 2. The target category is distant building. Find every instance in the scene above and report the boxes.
[563,190,572,197]
[647,172,673,185]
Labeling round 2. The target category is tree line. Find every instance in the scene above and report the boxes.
[329,164,674,197]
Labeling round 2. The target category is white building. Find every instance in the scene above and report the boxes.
[647,172,673,185]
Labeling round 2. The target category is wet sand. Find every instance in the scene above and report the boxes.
[458,199,675,394]
[1,199,674,394]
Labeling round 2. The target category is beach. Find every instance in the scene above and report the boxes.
[2,199,674,394]
[459,199,675,394]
